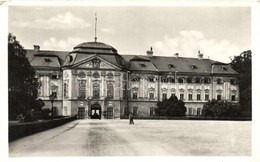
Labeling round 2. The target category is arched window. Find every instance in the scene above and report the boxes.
[93,83,100,98]
[93,72,100,78]
[107,83,114,99]
[178,78,184,83]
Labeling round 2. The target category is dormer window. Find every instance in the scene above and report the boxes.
[44,58,51,62]
[168,64,175,68]
[139,64,146,67]
[222,67,228,71]
[191,65,197,69]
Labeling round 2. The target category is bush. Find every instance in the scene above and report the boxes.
[202,99,241,118]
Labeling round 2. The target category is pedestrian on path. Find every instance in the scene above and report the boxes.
[129,113,134,125]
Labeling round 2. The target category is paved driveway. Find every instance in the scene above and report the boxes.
[9,119,251,156]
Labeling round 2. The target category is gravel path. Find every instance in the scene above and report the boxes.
[9,119,251,156]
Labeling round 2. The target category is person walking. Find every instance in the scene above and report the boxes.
[129,113,134,125]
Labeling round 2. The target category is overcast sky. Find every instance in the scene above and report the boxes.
[8,6,250,63]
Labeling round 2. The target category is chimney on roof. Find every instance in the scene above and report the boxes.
[34,45,40,52]
[174,53,179,58]
[198,50,203,60]
[146,46,153,57]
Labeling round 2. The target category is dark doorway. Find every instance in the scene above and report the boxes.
[91,103,101,119]
[78,107,85,119]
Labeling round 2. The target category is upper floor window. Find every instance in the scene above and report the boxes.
[187,77,192,83]
[180,93,184,100]
[168,77,175,83]
[93,83,100,98]
[149,92,154,99]
[178,78,184,83]
[188,94,193,100]
[78,80,86,99]
[51,72,58,79]
[133,91,138,99]
[195,78,201,84]
[93,72,100,78]
[230,79,237,85]
[123,84,127,99]
[197,94,201,100]
[148,76,155,82]
[204,78,211,84]
[161,77,168,83]
[205,94,209,101]
[217,78,223,84]
[92,59,100,68]
[107,83,114,99]
[51,86,57,98]
[162,93,167,100]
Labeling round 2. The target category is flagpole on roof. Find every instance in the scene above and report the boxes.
[94,13,97,42]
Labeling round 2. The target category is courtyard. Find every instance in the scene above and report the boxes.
[9,119,251,156]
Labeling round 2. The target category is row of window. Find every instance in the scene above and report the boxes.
[131,77,237,85]
[132,92,236,101]
[64,81,115,99]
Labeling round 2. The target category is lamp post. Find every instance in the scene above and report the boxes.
[49,93,56,120]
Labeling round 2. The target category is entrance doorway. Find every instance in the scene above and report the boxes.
[91,103,101,119]
[78,107,85,119]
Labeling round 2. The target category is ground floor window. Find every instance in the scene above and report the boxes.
[64,106,67,115]
[197,108,201,115]
[133,107,138,115]
[188,108,193,115]
[124,107,128,116]
[180,93,184,100]
[205,94,209,101]
[150,107,155,116]
[217,94,221,100]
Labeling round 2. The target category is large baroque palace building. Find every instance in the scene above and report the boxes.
[26,40,239,119]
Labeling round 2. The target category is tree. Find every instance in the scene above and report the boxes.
[8,33,39,120]
[202,99,241,118]
[155,95,187,117]
[229,50,251,117]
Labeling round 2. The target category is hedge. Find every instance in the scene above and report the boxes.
[9,116,77,142]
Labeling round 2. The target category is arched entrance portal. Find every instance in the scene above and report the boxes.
[91,103,101,119]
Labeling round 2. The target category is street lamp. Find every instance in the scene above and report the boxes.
[49,92,57,120]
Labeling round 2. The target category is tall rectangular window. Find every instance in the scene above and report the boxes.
[162,93,167,100]
[180,93,184,100]
[149,92,154,99]
[197,94,201,100]
[123,84,127,99]
[51,87,57,98]
[78,80,86,99]
[188,94,193,100]
[188,108,193,115]
[93,83,100,98]
[205,94,209,101]
[133,107,138,115]
[197,108,201,115]
[107,83,114,99]
[64,81,68,98]
[231,95,236,101]
[217,95,221,100]
[150,107,155,116]
[133,92,137,99]
[204,78,211,84]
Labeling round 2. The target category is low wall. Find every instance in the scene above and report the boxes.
[120,115,251,121]
[9,116,77,142]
